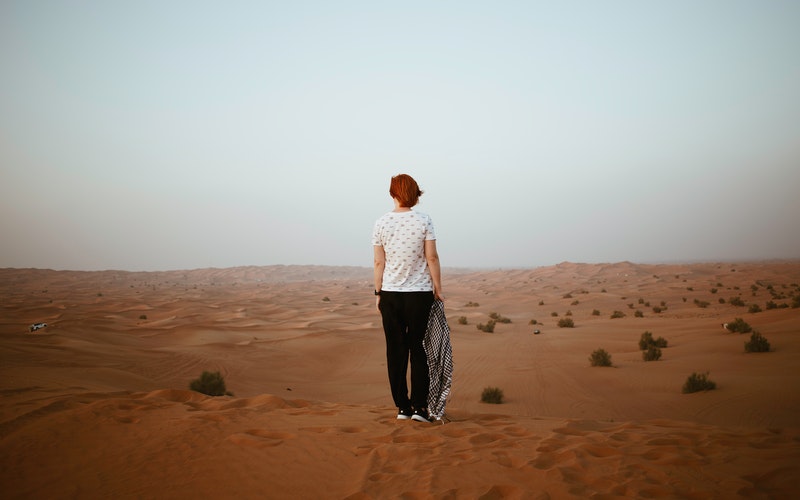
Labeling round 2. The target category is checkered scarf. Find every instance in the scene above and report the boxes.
[424,299,453,421]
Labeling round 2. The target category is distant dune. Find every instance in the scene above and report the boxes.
[2,261,799,498]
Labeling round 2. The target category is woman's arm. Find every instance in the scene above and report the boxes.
[373,245,386,313]
[425,239,444,301]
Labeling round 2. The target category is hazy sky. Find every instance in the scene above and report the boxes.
[2,1,798,271]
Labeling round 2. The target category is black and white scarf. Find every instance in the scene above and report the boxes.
[424,299,453,421]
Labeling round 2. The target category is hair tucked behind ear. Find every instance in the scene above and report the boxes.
[389,174,423,207]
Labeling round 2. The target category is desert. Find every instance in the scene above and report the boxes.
[1,261,799,499]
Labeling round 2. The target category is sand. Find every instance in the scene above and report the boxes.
[1,261,799,498]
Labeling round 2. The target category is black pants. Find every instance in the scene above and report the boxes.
[379,291,434,410]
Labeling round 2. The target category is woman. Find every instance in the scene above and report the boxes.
[372,174,444,423]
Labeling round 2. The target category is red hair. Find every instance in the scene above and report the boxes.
[389,174,423,207]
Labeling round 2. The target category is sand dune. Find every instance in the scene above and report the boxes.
[1,261,799,498]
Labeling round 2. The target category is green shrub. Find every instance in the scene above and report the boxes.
[682,372,716,393]
[729,296,745,307]
[477,319,496,333]
[589,348,612,367]
[489,312,511,323]
[748,304,762,313]
[481,386,504,404]
[642,345,662,361]
[726,318,752,333]
[638,331,668,350]
[190,371,231,396]
[610,310,626,319]
[557,317,574,328]
[744,331,770,353]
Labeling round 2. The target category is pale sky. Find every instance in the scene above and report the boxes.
[2,1,798,271]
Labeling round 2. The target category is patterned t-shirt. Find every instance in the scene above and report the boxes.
[371,210,436,292]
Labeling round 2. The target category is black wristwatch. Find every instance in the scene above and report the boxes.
[374,290,381,296]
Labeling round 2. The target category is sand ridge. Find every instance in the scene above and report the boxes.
[1,261,799,498]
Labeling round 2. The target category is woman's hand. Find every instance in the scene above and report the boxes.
[375,295,381,314]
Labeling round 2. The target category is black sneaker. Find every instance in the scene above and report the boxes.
[396,408,413,420]
[411,408,432,423]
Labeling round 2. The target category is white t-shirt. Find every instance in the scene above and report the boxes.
[372,210,436,292]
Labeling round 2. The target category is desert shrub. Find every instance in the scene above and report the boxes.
[457,316,468,325]
[563,293,573,299]
[557,317,574,328]
[639,331,668,350]
[565,310,572,316]
[765,300,778,310]
[322,296,330,302]
[634,310,644,318]
[538,300,545,306]
[139,314,147,320]
[726,318,752,333]
[748,304,762,313]
[652,306,663,313]
[627,303,634,309]
[744,331,770,353]
[682,372,716,394]
[694,299,710,308]
[589,348,612,367]
[592,309,600,316]
[729,296,745,307]
[610,310,626,319]
[642,345,662,361]
[489,312,511,323]
[465,301,480,307]
[792,294,800,309]
[190,371,231,396]
[476,319,496,333]
[551,312,558,317]
[638,298,645,304]
[718,298,726,304]
[529,319,538,325]
[481,386,504,404]
[571,300,580,306]
[710,288,718,294]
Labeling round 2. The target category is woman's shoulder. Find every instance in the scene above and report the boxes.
[412,210,433,223]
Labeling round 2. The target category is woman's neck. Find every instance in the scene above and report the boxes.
[392,199,412,212]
